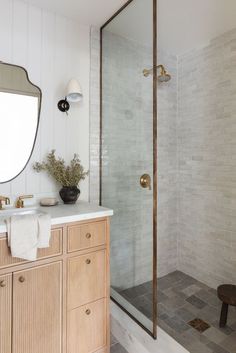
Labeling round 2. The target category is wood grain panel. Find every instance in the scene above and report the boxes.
[0,273,12,353]
[13,262,62,353]
[0,228,62,269]
[67,299,106,353]
[67,221,106,253]
[67,250,106,310]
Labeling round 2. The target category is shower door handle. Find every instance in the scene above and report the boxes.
[140,174,152,190]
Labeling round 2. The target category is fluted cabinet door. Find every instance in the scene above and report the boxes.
[13,262,62,353]
[67,299,106,353]
[0,274,12,353]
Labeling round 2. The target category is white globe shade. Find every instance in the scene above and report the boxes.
[66,79,83,103]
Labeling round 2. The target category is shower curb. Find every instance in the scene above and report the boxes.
[111,301,189,353]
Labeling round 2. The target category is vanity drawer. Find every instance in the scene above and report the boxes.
[0,228,63,269]
[67,298,106,353]
[67,250,106,310]
[67,221,106,252]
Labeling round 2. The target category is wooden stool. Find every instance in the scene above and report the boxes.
[217,284,236,327]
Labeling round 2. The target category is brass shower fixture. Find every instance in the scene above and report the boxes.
[143,64,171,82]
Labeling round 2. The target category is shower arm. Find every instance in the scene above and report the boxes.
[143,64,165,77]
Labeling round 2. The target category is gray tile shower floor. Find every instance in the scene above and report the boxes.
[119,271,236,353]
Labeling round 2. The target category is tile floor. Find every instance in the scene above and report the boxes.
[119,271,236,353]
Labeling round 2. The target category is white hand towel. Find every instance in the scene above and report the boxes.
[6,215,38,261]
[37,213,51,248]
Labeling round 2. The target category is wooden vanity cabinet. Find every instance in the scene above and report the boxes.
[0,217,110,353]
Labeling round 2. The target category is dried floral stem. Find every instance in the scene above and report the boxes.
[33,150,88,187]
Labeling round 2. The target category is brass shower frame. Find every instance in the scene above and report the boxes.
[100,0,158,339]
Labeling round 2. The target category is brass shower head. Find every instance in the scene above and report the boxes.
[143,64,171,82]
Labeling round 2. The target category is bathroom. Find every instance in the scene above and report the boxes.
[0,0,236,353]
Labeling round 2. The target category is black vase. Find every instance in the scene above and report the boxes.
[59,186,80,204]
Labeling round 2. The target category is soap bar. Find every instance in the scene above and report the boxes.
[40,198,58,207]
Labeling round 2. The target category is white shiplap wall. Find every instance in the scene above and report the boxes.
[0,0,90,204]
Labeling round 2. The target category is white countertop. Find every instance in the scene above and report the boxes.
[0,201,113,234]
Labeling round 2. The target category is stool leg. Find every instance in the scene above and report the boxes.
[220,303,228,328]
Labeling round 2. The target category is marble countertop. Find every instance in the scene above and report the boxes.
[0,201,113,234]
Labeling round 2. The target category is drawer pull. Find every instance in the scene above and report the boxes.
[85,309,91,315]
[19,276,25,283]
[0,280,6,287]
[86,259,91,264]
[86,233,92,239]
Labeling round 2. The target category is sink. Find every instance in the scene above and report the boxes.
[0,206,48,236]
[12,209,46,216]
[0,207,46,218]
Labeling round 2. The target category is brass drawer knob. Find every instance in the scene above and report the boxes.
[86,233,92,239]
[85,259,91,264]
[19,276,25,283]
[85,309,91,315]
[0,280,6,287]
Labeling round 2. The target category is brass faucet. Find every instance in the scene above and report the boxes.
[0,196,10,210]
[15,195,33,208]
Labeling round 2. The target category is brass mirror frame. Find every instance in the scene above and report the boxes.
[0,61,42,184]
[99,0,157,338]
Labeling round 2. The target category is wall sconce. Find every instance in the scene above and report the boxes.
[57,79,83,114]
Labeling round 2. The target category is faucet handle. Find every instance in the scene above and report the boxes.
[0,196,10,210]
[16,195,33,208]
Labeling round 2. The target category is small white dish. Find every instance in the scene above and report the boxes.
[40,198,58,207]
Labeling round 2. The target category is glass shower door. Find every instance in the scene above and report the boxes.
[100,0,157,337]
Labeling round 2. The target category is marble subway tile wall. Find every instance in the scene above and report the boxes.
[90,25,236,291]
[157,50,178,277]
[89,27,100,204]
[90,28,178,288]
[177,28,236,288]
[102,30,154,289]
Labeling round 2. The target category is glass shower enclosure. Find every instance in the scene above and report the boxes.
[100,0,157,337]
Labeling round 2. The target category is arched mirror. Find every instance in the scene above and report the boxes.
[0,62,41,183]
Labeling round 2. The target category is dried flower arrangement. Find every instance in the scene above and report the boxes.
[33,150,88,187]
[33,150,88,204]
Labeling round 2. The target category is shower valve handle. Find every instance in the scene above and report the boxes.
[140,174,152,190]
